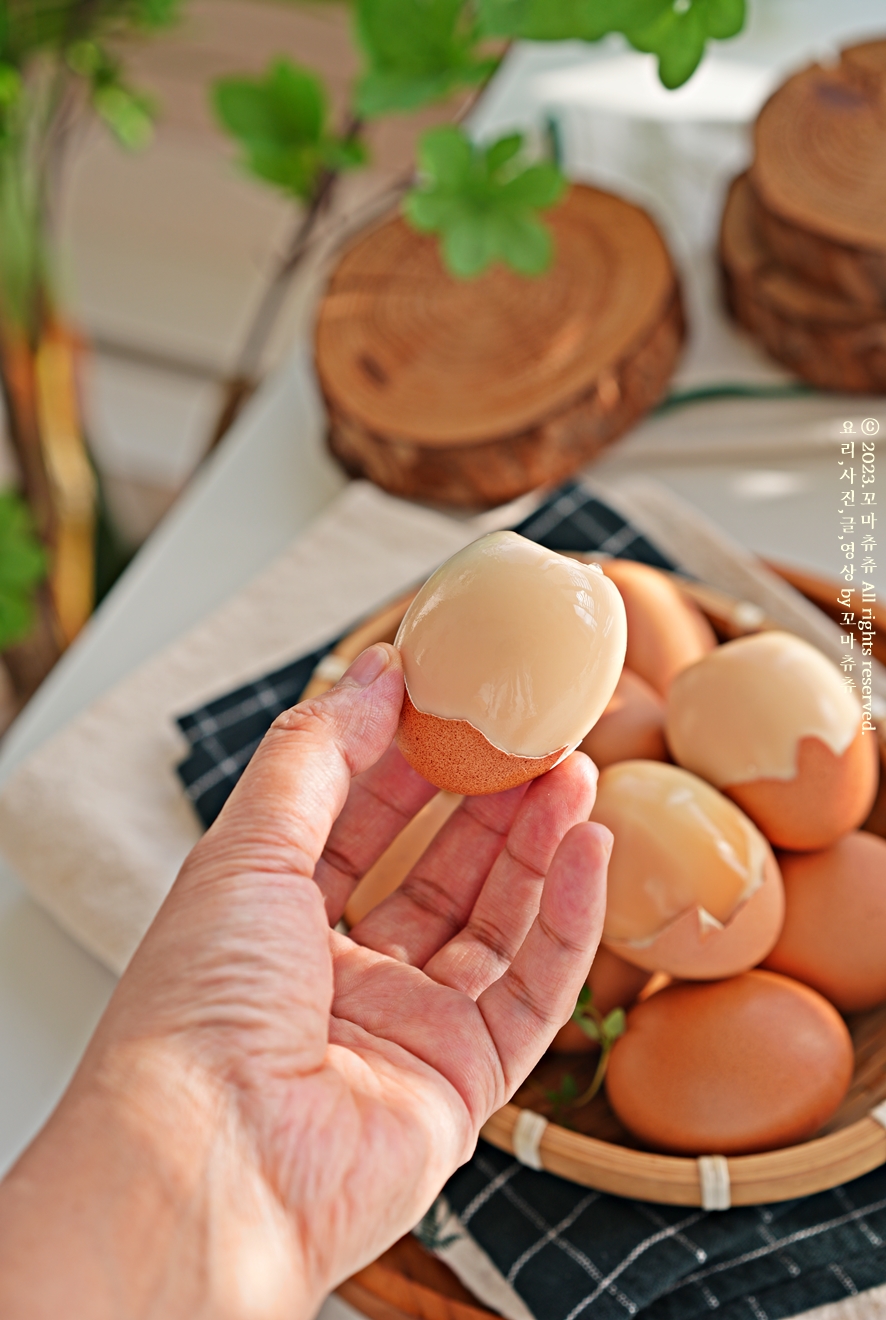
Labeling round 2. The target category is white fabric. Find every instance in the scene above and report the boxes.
[697,1154,732,1212]
[512,1109,549,1172]
[870,1101,886,1131]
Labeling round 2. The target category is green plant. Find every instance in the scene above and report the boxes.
[0,490,47,650]
[543,987,627,1122]
[0,2,185,686]
[209,0,748,442]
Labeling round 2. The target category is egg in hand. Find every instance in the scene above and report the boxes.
[395,532,627,794]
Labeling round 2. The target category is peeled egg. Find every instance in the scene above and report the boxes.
[605,970,854,1155]
[579,668,668,769]
[600,560,717,697]
[395,532,627,795]
[666,631,878,851]
[762,831,886,1013]
[550,946,652,1053]
[592,760,784,979]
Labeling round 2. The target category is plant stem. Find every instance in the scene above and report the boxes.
[203,114,362,453]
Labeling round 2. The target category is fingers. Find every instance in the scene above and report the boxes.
[347,782,529,963]
[476,821,611,1096]
[183,644,404,899]
[313,743,438,924]
[422,754,598,996]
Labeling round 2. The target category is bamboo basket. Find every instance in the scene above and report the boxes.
[313,564,886,1214]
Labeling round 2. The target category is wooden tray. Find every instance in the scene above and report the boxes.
[314,564,886,1212]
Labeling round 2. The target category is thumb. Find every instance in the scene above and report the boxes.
[188,643,405,887]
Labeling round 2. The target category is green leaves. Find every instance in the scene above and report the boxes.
[0,490,47,652]
[213,60,365,202]
[405,126,565,278]
[478,0,747,89]
[67,40,155,149]
[354,0,497,117]
[572,985,626,1048]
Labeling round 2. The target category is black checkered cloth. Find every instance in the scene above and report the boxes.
[175,481,672,827]
[438,1141,886,1320]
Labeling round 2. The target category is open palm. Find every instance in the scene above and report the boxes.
[82,644,610,1316]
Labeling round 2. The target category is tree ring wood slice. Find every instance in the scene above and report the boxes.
[749,40,886,306]
[720,173,886,393]
[315,184,684,508]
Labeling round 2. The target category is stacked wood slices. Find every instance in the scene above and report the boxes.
[314,185,684,508]
[721,39,886,392]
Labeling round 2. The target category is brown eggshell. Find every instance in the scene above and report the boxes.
[762,831,886,1012]
[604,847,785,980]
[397,691,566,795]
[579,669,668,769]
[550,947,653,1053]
[601,560,716,697]
[725,726,879,852]
[606,970,854,1156]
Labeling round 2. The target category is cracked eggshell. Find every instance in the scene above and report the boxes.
[665,631,878,850]
[605,971,854,1156]
[600,560,717,697]
[395,532,627,795]
[592,761,784,979]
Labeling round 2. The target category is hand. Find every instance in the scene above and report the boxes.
[0,643,610,1319]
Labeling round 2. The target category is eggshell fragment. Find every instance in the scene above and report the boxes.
[398,692,566,796]
[600,559,716,697]
[727,727,879,852]
[550,947,652,1054]
[579,668,668,769]
[666,631,877,851]
[593,761,784,979]
[606,971,854,1156]
[395,531,627,794]
[762,832,886,1012]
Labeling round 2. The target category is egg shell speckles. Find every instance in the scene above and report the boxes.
[725,726,879,851]
[397,690,567,795]
[605,970,854,1156]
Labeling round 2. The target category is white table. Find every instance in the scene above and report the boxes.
[1,9,885,1315]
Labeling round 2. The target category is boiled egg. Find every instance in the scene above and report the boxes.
[592,760,784,979]
[395,532,627,794]
[666,631,878,851]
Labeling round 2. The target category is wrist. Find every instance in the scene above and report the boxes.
[0,1039,314,1320]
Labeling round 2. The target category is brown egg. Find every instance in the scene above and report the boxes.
[395,532,627,794]
[579,668,668,769]
[600,559,716,697]
[762,832,886,1012]
[666,631,878,851]
[550,946,652,1053]
[593,761,784,979]
[606,971,854,1155]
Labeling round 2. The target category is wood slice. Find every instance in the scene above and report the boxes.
[315,185,684,508]
[719,173,886,392]
[749,40,886,306]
